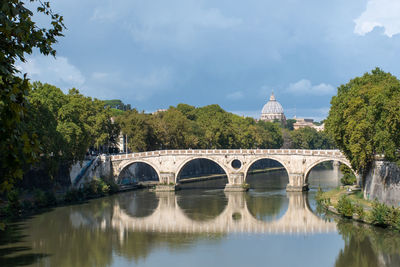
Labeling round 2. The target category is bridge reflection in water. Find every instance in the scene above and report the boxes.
[111,191,336,239]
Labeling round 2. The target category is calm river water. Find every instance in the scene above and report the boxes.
[2,169,400,267]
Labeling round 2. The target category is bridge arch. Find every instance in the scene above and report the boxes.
[243,156,290,183]
[118,160,161,183]
[304,158,354,185]
[175,157,230,183]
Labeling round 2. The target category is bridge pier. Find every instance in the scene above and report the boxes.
[224,172,249,192]
[286,173,309,192]
[155,172,179,192]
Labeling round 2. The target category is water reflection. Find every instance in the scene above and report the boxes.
[245,190,288,222]
[111,191,335,234]
[118,190,159,218]
[335,221,400,267]
[176,190,228,221]
[1,170,400,266]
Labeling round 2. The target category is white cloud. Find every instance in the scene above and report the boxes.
[226,91,244,100]
[17,56,85,90]
[354,0,400,37]
[286,79,335,95]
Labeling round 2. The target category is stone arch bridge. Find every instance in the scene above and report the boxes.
[110,149,352,191]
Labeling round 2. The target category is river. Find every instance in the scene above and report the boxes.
[1,169,400,267]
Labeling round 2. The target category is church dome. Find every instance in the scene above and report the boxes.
[261,93,284,114]
[260,92,286,123]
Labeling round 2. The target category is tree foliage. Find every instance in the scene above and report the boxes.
[28,82,119,178]
[326,68,400,174]
[290,127,335,149]
[116,104,284,152]
[0,0,65,192]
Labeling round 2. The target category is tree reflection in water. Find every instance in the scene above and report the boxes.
[335,220,400,267]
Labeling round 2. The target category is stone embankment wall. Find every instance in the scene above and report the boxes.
[85,155,112,180]
[73,156,113,187]
[69,160,91,184]
[364,160,400,206]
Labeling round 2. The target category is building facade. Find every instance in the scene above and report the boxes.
[293,118,325,131]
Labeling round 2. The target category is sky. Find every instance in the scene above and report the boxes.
[17,0,400,121]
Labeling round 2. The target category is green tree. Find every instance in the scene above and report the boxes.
[28,83,118,176]
[0,0,65,192]
[117,110,157,152]
[340,164,357,185]
[290,127,335,149]
[28,82,66,177]
[326,68,400,174]
[153,108,198,149]
[285,119,296,130]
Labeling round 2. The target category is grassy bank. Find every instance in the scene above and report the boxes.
[317,187,400,231]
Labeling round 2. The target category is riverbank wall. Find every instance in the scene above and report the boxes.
[364,160,400,207]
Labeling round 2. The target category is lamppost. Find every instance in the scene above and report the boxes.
[125,134,128,155]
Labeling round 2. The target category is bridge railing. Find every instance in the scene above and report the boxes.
[110,149,344,160]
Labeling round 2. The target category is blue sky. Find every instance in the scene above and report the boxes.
[18,0,400,121]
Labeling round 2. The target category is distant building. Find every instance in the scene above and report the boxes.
[260,92,286,123]
[293,118,324,131]
[152,109,167,115]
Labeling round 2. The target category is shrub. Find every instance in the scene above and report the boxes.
[64,188,84,203]
[33,189,47,208]
[340,174,357,186]
[21,200,33,211]
[316,187,324,201]
[98,179,110,196]
[45,191,57,206]
[83,180,98,196]
[384,206,400,230]
[5,190,21,216]
[370,201,390,227]
[82,178,111,197]
[241,183,250,190]
[353,203,365,220]
[337,195,354,218]
[340,165,357,185]
[106,180,119,194]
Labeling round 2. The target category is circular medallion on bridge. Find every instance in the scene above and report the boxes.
[231,159,242,169]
